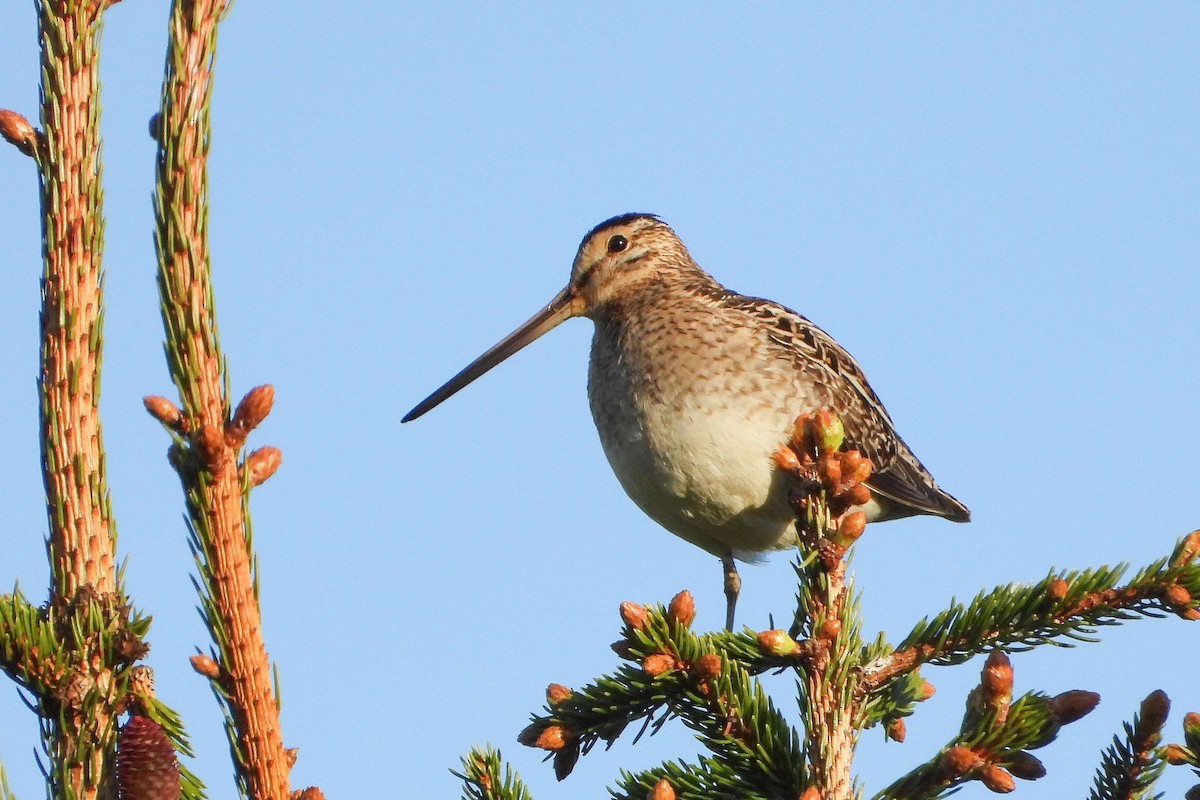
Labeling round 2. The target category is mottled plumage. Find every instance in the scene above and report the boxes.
[404,213,969,627]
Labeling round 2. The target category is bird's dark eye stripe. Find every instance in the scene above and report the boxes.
[607,234,629,253]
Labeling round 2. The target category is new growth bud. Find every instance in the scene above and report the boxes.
[980,650,1013,703]
[227,384,275,447]
[1183,711,1200,749]
[649,778,676,800]
[244,446,283,487]
[667,590,696,628]
[533,725,569,751]
[189,654,220,679]
[811,409,845,453]
[143,395,183,430]
[620,601,648,630]
[1163,743,1192,766]
[692,653,722,681]
[940,746,984,778]
[0,109,38,157]
[979,765,1015,793]
[1045,578,1069,602]
[756,629,800,657]
[642,654,676,677]
[545,683,572,705]
[1139,689,1170,736]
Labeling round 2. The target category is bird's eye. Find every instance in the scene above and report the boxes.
[607,234,628,253]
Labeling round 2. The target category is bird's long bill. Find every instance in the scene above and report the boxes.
[402,286,582,423]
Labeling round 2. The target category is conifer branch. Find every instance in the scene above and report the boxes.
[151,1,293,797]
[861,532,1200,693]
[521,596,807,794]
[34,0,116,602]
[876,652,1098,799]
[16,2,156,796]
[455,746,533,800]
[1088,690,1170,800]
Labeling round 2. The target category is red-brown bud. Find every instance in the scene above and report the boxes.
[0,109,38,157]
[817,618,841,641]
[885,717,906,743]
[1184,711,1200,748]
[1163,743,1192,765]
[1047,690,1100,724]
[194,425,229,473]
[291,788,325,800]
[790,413,814,452]
[692,653,722,681]
[116,715,181,800]
[834,511,866,544]
[940,746,984,778]
[611,640,635,659]
[533,725,569,751]
[798,789,822,800]
[642,653,676,677]
[668,590,696,628]
[227,384,275,446]
[649,778,676,800]
[980,650,1013,702]
[1164,584,1193,611]
[189,654,220,679]
[980,765,1015,793]
[1139,689,1171,734]
[143,396,183,430]
[773,445,802,473]
[244,446,283,486]
[843,483,871,507]
[286,748,299,768]
[1046,578,1069,602]
[839,451,864,479]
[546,683,572,705]
[1175,530,1200,566]
[919,680,936,700]
[620,601,648,631]
[756,629,800,657]
[816,452,841,486]
[517,722,543,747]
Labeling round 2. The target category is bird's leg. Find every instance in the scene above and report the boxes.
[721,553,740,631]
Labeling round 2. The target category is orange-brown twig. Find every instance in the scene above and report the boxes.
[152,0,291,797]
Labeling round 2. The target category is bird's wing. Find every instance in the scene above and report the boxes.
[721,292,970,523]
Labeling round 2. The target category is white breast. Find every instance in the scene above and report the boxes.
[586,314,819,559]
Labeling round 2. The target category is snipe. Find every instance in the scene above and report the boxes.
[405,214,969,629]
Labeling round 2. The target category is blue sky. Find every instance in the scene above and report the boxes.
[1,4,1198,798]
